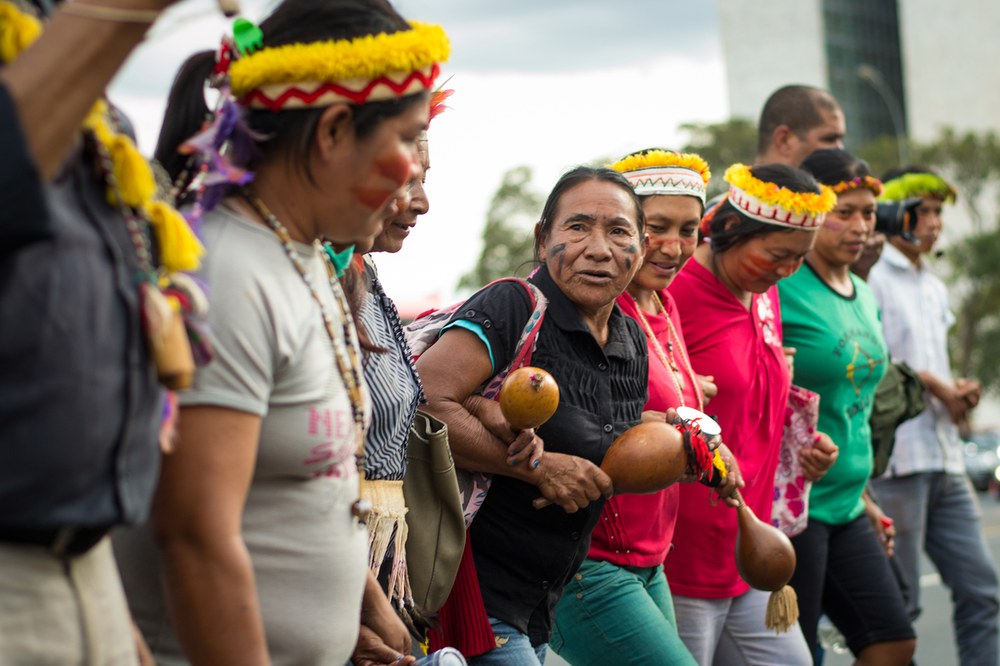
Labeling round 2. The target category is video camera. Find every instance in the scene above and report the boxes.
[875,198,922,243]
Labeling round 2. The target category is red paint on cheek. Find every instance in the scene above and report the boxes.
[740,254,778,279]
[376,153,412,189]
[350,186,396,211]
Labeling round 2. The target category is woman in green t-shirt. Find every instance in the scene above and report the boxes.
[779,149,915,665]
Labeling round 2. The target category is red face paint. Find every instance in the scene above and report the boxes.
[350,186,397,211]
[739,253,778,280]
[376,153,413,190]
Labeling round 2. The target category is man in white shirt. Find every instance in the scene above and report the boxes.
[868,167,999,666]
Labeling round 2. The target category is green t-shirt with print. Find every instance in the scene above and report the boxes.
[779,263,887,525]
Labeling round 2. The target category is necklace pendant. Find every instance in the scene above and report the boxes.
[667,341,674,353]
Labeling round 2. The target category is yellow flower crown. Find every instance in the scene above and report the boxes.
[231,21,450,110]
[724,163,835,230]
[610,150,711,183]
[0,1,202,274]
[831,175,883,196]
[610,150,712,204]
[880,172,956,203]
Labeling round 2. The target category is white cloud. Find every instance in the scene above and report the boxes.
[107,1,728,305]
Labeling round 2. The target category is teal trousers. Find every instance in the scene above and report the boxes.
[551,559,696,666]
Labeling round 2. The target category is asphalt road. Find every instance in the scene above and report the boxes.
[823,486,1000,666]
[544,486,1000,666]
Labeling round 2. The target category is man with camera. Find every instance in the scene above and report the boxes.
[868,167,1000,666]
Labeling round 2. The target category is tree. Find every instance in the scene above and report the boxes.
[458,166,543,291]
[679,118,758,197]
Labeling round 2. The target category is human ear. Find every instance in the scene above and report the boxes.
[314,103,354,162]
[772,124,796,157]
[535,222,547,261]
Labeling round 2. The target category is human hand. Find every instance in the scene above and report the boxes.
[359,574,412,658]
[132,621,155,666]
[956,378,982,409]
[530,452,613,513]
[506,429,543,468]
[710,443,744,508]
[464,396,542,468]
[799,432,838,482]
[783,347,797,381]
[864,499,896,558]
[642,409,668,424]
[922,374,973,424]
[696,375,718,404]
[352,624,417,666]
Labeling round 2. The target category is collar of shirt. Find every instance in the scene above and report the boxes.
[529,265,642,361]
[880,242,922,274]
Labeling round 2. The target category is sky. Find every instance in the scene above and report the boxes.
[109,0,729,308]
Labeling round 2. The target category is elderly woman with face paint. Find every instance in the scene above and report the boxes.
[550,149,744,666]
[417,166,649,665]
[662,163,838,666]
[111,2,449,664]
[779,149,915,665]
[338,98,439,620]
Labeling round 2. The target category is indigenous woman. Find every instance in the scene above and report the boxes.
[113,1,448,664]
[784,149,915,664]
[551,149,737,665]
[355,95,443,612]
[417,166,649,665]
[665,164,836,666]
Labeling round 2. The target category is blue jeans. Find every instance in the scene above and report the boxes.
[467,618,548,666]
[550,559,696,665]
[871,472,1000,666]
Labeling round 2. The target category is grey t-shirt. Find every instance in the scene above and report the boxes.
[118,205,369,665]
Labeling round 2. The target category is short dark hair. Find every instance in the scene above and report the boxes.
[533,167,645,260]
[707,163,821,253]
[757,85,841,155]
[801,148,873,187]
[155,0,427,196]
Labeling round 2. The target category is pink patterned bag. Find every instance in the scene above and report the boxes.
[771,385,820,536]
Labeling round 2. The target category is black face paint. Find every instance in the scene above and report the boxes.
[625,257,633,270]
[549,242,567,275]
[625,244,638,254]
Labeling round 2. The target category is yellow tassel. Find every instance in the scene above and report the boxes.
[108,134,156,209]
[143,201,204,273]
[0,1,42,64]
[764,585,800,633]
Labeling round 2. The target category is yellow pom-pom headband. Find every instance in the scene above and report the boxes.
[724,163,835,230]
[880,172,956,203]
[230,21,450,111]
[831,175,883,197]
[610,150,712,205]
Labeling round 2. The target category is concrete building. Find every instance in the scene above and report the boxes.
[718,0,1000,145]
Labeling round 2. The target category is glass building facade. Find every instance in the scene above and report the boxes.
[822,0,907,149]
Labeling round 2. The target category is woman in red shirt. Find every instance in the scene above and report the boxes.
[551,149,738,665]
[664,163,837,666]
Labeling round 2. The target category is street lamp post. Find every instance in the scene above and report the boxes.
[857,63,910,165]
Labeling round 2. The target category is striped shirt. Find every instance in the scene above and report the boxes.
[359,259,424,480]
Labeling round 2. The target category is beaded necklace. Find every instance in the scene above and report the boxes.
[632,291,703,411]
[244,191,371,519]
